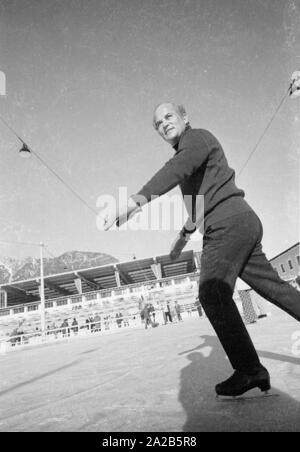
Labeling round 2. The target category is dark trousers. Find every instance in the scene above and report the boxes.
[197,306,203,317]
[199,211,300,373]
[165,311,172,323]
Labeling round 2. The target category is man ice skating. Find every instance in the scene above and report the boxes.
[102,102,300,397]
[142,303,154,329]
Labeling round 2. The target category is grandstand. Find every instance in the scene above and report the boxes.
[0,250,201,346]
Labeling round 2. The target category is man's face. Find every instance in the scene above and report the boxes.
[153,104,188,146]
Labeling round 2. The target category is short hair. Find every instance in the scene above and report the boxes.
[152,103,188,129]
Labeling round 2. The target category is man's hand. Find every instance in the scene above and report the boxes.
[170,233,188,260]
[101,198,141,231]
[170,225,197,260]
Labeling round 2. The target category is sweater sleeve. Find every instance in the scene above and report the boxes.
[132,131,210,206]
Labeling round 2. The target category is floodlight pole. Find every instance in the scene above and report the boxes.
[39,242,46,335]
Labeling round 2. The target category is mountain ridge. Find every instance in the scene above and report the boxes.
[0,250,118,284]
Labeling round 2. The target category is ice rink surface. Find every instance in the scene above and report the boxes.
[0,304,300,432]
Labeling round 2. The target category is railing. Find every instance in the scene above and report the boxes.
[0,309,10,317]
[0,313,140,352]
[0,313,142,353]
[0,307,202,355]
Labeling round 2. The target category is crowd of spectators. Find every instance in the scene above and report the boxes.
[4,298,202,346]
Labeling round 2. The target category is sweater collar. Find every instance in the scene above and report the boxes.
[173,125,191,153]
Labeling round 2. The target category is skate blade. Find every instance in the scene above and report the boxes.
[216,391,279,402]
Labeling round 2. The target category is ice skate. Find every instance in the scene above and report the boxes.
[215,366,273,400]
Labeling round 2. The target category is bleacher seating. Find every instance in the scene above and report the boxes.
[0,279,199,344]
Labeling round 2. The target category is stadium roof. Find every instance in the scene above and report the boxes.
[0,250,198,307]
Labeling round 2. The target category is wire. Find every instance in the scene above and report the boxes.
[0,115,24,143]
[31,150,97,215]
[0,239,41,247]
[43,246,138,261]
[0,114,97,215]
[237,86,291,179]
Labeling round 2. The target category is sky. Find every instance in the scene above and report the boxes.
[0,0,299,273]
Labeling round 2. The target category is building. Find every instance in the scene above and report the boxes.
[270,242,300,282]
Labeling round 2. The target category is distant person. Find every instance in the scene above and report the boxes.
[60,319,69,336]
[195,298,203,317]
[93,314,101,331]
[119,311,124,327]
[175,301,183,321]
[104,314,110,330]
[139,297,146,323]
[142,304,152,329]
[89,316,95,331]
[165,302,173,324]
[10,327,20,345]
[71,318,78,333]
[159,302,167,325]
[143,304,159,329]
[116,312,123,328]
[169,301,178,323]
[148,303,156,323]
[122,311,130,327]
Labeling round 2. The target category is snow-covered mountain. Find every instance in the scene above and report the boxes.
[0,251,118,284]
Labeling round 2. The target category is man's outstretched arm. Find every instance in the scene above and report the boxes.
[134,134,209,205]
[102,131,209,230]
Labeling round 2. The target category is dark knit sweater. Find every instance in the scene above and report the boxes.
[134,127,253,230]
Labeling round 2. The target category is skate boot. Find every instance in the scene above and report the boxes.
[215,365,271,398]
